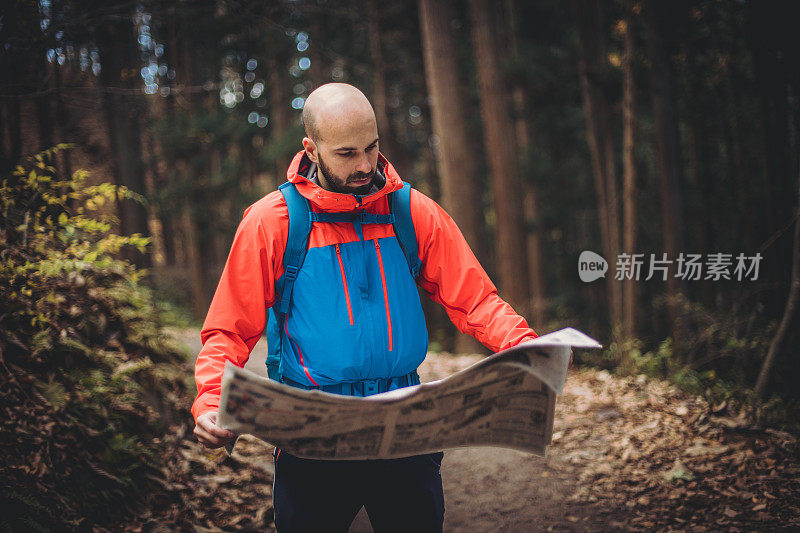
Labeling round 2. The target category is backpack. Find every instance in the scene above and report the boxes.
[265,180,421,381]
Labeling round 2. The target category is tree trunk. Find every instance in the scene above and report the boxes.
[97,17,151,269]
[35,57,54,152]
[684,114,714,312]
[5,100,22,172]
[418,0,488,354]
[644,0,686,349]
[141,128,169,268]
[469,0,530,311]
[210,146,229,274]
[181,204,209,319]
[169,21,212,317]
[572,0,623,335]
[0,104,6,172]
[621,0,638,340]
[54,63,73,182]
[306,20,330,90]
[755,74,800,398]
[523,186,546,329]
[368,0,411,178]
[723,62,751,250]
[755,158,800,398]
[505,0,547,330]
[0,0,33,172]
[747,1,794,315]
[267,48,291,189]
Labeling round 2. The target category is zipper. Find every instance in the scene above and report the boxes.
[374,239,393,352]
[335,244,354,325]
[284,319,319,386]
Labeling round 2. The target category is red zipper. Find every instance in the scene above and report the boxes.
[284,319,319,386]
[374,239,393,352]
[335,244,354,325]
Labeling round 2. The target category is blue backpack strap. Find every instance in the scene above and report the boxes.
[311,212,394,224]
[276,182,312,315]
[390,182,422,279]
[268,182,311,381]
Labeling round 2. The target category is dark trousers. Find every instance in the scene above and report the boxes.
[272,449,445,532]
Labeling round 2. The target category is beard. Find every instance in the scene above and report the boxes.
[317,154,376,196]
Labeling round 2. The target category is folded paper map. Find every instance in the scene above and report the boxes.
[218,327,601,459]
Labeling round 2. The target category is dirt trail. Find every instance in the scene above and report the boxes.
[375,352,611,532]
[156,328,798,532]
[168,328,612,532]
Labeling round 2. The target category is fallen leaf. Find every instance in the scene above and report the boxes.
[723,507,739,518]
[685,443,730,457]
[664,459,695,483]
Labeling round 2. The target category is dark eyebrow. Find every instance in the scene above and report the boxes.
[334,138,379,152]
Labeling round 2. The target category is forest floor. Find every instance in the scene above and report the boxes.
[122,328,800,532]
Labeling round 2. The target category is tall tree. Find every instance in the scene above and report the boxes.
[368,0,411,178]
[572,0,623,335]
[756,115,800,398]
[469,0,530,311]
[95,9,150,268]
[162,8,212,317]
[678,20,715,312]
[621,0,638,340]
[34,55,55,152]
[644,0,686,348]
[754,1,800,397]
[267,43,292,188]
[53,62,74,182]
[505,0,547,329]
[418,0,487,353]
[0,0,43,171]
[747,0,796,314]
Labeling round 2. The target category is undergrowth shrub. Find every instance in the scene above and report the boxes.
[596,295,798,433]
[0,146,191,531]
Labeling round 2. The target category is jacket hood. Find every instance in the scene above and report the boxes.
[286,150,404,212]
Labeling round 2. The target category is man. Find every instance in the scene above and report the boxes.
[192,83,538,532]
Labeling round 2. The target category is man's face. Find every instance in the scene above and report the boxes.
[303,110,380,196]
[317,150,377,196]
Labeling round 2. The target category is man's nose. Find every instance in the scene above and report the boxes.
[355,153,372,173]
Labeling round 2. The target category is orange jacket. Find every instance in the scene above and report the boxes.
[192,151,537,421]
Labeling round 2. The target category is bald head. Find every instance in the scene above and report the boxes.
[302,83,377,143]
[300,84,381,195]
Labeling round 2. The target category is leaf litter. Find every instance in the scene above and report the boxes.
[115,354,799,531]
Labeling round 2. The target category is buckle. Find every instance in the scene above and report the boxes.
[362,378,381,396]
[284,265,299,281]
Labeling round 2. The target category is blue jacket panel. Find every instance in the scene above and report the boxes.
[273,234,428,386]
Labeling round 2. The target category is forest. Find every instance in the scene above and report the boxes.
[1,0,799,530]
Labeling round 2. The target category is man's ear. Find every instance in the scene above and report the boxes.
[302,137,318,163]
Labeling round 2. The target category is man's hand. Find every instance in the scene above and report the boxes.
[194,411,235,449]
